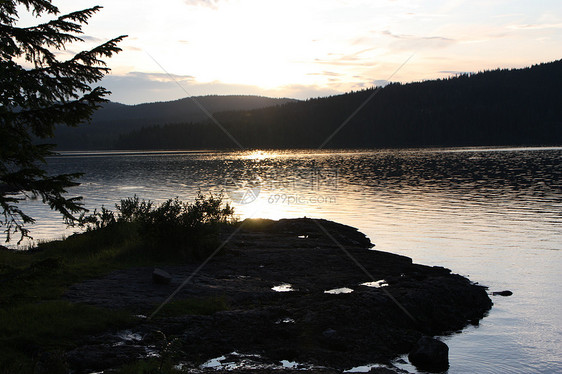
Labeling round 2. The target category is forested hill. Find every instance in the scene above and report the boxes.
[53,95,296,150]
[115,60,562,150]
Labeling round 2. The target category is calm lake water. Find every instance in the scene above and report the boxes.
[7,147,562,373]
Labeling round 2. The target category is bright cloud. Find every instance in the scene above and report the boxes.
[183,0,225,9]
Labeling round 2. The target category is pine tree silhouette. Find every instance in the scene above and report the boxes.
[0,0,126,242]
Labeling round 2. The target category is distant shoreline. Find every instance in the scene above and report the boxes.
[50,145,562,158]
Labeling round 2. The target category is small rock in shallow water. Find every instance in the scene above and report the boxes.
[323,328,337,338]
[152,268,172,285]
[368,368,406,374]
[408,336,449,372]
[492,290,513,296]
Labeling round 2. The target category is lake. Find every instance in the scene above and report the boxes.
[7,147,562,373]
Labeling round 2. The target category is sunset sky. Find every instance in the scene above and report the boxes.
[20,0,562,104]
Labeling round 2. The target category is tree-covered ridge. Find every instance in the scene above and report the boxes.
[116,60,562,150]
[53,95,297,150]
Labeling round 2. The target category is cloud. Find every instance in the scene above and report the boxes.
[313,48,380,67]
[81,35,105,43]
[381,30,455,50]
[54,49,79,59]
[183,0,225,9]
[438,70,469,75]
[100,72,342,104]
[438,0,467,14]
[381,30,454,42]
[100,72,196,104]
[126,71,195,82]
[508,23,562,30]
[306,71,343,77]
[372,79,390,87]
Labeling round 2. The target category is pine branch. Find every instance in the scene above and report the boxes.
[72,35,127,65]
[11,88,109,137]
[2,6,104,66]
[0,0,59,25]
[1,1,125,243]
[2,36,127,109]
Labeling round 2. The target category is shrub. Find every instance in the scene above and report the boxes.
[83,193,235,261]
[116,196,154,223]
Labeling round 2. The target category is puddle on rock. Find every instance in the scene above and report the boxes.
[275,317,296,324]
[272,283,296,292]
[200,352,319,371]
[115,330,142,343]
[114,329,162,355]
[324,287,354,294]
[361,279,389,288]
[281,360,301,369]
[201,355,227,369]
[344,363,393,372]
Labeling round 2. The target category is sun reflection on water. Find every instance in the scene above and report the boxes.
[242,150,277,161]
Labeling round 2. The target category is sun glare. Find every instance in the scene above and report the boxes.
[242,150,276,161]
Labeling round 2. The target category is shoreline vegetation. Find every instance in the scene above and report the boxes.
[0,195,493,373]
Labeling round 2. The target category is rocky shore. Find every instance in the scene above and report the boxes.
[64,218,492,373]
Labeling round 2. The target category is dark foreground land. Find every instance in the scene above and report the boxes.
[58,218,492,373]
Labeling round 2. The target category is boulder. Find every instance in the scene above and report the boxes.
[408,336,449,372]
[492,290,513,296]
[152,268,172,285]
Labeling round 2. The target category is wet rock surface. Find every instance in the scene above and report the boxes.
[152,268,172,285]
[64,218,492,373]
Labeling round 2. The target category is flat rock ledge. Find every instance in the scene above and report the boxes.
[63,218,492,373]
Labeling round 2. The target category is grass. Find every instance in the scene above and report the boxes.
[0,301,133,346]
[0,301,134,370]
[0,227,141,373]
[0,228,231,372]
[0,194,236,373]
[0,222,144,308]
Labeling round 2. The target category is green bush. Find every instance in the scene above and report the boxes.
[117,196,154,223]
[83,193,235,261]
